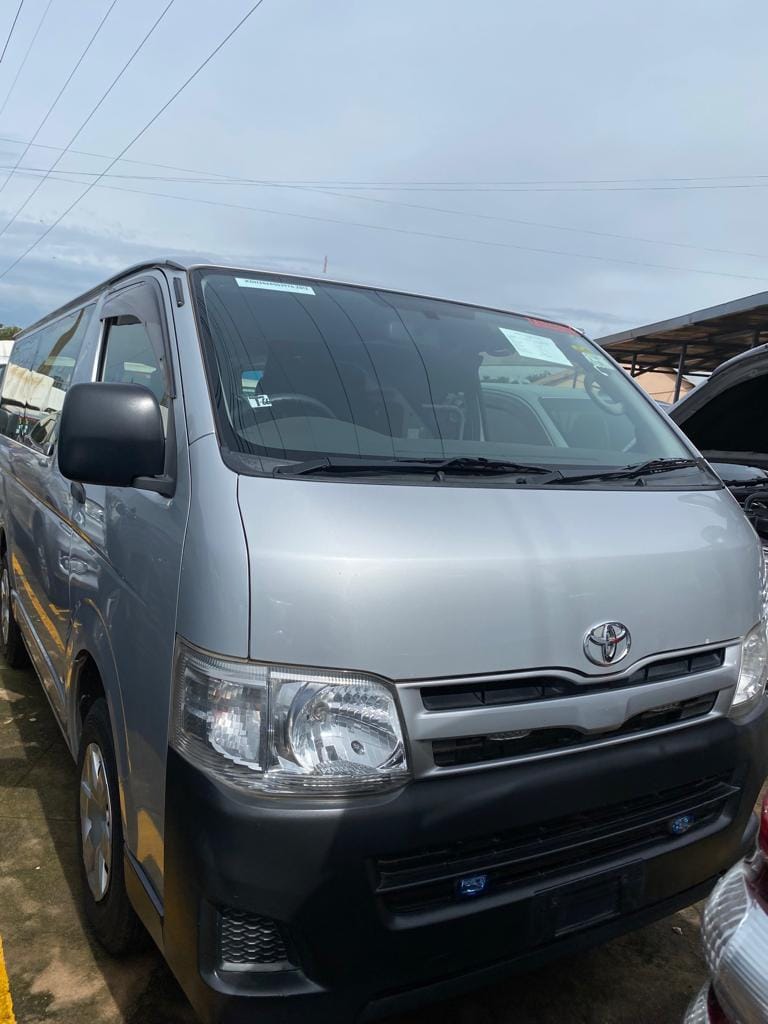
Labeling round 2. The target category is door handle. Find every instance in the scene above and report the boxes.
[59,555,88,575]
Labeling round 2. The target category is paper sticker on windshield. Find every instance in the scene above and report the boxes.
[235,277,315,295]
[498,327,571,366]
[570,342,612,369]
[248,394,272,409]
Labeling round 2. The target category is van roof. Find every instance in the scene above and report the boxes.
[18,258,582,340]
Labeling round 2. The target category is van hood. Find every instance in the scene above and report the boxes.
[237,477,761,680]
[672,352,768,469]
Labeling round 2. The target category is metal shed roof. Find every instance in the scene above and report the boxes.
[597,290,768,387]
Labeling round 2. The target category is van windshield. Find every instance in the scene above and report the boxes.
[192,269,710,486]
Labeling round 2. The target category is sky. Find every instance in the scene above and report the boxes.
[0,0,766,337]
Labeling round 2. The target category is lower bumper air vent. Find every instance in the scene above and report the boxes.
[219,908,293,970]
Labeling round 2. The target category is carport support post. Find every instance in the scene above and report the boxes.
[630,353,637,377]
[673,344,688,403]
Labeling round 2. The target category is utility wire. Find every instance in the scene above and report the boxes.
[0,0,268,283]
[296,186,768,262]
[1,134,768,191]
[0,0,119,195]
[2,156,768,264]
[324,183,768,194]
[0,0,55,119]
[0,1,24,64]
[0,0,176,240]
[7,163,768,195]
[11,165,768,286]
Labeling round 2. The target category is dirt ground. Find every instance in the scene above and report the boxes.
[0,658,711,1024]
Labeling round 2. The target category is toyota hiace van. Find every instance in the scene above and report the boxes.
[0,261,766,1023]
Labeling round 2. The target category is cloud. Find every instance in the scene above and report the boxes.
[1,0,767,335]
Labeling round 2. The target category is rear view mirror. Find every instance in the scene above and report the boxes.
[58,383,167,492]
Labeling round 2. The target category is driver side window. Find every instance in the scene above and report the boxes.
[100,317,169,433]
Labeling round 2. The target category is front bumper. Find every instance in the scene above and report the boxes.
[159,709,768,1024]
[684,860,768,1024]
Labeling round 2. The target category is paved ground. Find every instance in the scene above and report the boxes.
[0,658,711,1024]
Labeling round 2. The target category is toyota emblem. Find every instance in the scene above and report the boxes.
[584,622,631,666]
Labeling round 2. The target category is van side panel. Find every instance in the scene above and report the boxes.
[67,272,192,899]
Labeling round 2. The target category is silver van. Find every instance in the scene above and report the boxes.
[1,260,766,1023]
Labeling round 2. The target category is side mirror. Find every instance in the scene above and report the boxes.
[745,493,768,543]
[58,383,167,492]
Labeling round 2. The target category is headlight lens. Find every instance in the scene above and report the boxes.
[171,640,409,794]
[731,622,768,712]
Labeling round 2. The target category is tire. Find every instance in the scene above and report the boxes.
[0,550,29,668]
[76,698,147,955]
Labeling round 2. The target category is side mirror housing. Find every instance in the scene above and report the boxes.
[58,383,168,492]
[745,492,768,543]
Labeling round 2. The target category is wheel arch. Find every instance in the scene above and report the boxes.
[67,606,130,798]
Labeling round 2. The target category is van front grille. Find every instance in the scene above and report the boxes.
[420,649,725,712]
[432,691,718,768]
[374,775,735,914]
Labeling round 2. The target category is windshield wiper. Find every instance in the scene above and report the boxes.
[555,457,703,486]
[427,457,561,477]
[274,456,562,479]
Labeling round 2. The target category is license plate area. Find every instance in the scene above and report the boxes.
[533,862,645,940]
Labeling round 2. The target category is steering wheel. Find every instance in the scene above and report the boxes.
[262,393,337,418]
[585,372,625,417]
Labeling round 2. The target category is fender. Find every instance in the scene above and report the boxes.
[66,599,131,819]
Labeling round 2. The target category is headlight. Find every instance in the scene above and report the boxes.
[731,622,768,713]
[171,640,410,794]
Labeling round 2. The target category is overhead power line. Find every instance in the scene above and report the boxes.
[0,0,55,119]
[5,161,768,195]
[10,164,768,286]
[0,1,24,64]
[0,0,269,283]
[1,151,767,264]
[0,0,176,241]
[4,134,768,187]
[1,133,768,192]
[304,186,768,262]
[328,182,768,194]
[0,0,119,195]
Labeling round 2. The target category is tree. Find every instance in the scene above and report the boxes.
[0,325,21,340]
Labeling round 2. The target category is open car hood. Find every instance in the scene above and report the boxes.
[671,346,768,469]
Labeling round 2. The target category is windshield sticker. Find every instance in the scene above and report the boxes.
[498,327,571,366]
[235,278,315,295]
[570,342,612,369]
[247,394,273,409]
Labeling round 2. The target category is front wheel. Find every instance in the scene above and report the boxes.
[76,699,146,955]
[0,551,29,668]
